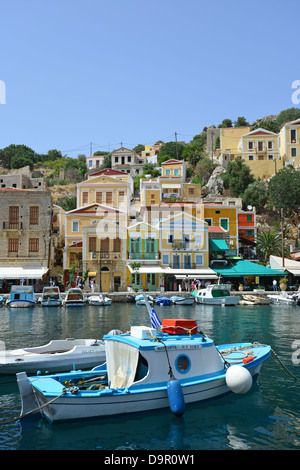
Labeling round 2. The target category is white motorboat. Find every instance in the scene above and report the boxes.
[194,284,240,306]
[17,319,271,423]
[88,294,112,306]
[267,291,296,305]
[0,338,106,376]
[39,286,62,307]
[6,286,36,308]
[63,288,86,308]
[170,295,195,305]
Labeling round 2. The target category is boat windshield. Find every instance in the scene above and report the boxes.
[211,288,230,297]
[43,288,60,298]
[105,340,139,389]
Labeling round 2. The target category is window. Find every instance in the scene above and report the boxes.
[220,218,228,230]
[257,141,264,151]
[175,355,191,374]
[115,157,119,163]
[291,129,296,143]
[29,238,39,252]
[106,192,112,204]
[72,221,79,232]
[165,169,171,175]
[291,148,297,157]
[195,254,203,265]
[162,254,169,265]
[127,156,131,162]
[96,192,102,204]
[82,192,89,205]
[9,206,19,229]
[248,155,254,160]
[247,215,252,222]
[258,155,264,160]
[119,191,125,203]
[89,161,93,167]
[8,238,18,252]
[245,230,254,236]
[89,237,96,252]
[167,234,174,244]
[101,237,109,253]
[29,206,39,225]
[248,141,254,150]
[188,188,195,195]
[267,140,273,150]
[113,237,121,252]
[174,168,180,176]
[268,154,273,160]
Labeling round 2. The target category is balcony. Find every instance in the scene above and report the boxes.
[3,222,23,230]
[128,252,160,263]
[91,251,122,262]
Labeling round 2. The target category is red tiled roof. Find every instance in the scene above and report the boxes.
[208,226,226,232]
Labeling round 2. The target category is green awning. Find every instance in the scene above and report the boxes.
[212,260,283,277]
[210,239,229,251]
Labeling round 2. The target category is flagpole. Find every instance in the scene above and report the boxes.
[142,291,161,330]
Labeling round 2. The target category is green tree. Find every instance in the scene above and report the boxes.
[101,153,112,169]
[251,119,280,134]
[158,141,185,163]
[222,158,255,197]
[0,144,37,169]
[277,107,300,128]
[11,155,34,170]
[132,144,145,154]
[256,229,282,263]
[242,179,268,213]
[267,167,300,215]
[192,157,216,185]
[189,133,206,150]
[218,119,233,128]
[234,116,249,127]
[55,195,77,211]
[181,144,203,167]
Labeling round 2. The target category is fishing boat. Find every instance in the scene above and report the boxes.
[17,318,271,423]
[170,295,195,305]
[63,288,86,308]
[39,286,62,307]
[194,284,240,306]
[267,291,296,305]
[239,294,271,306]
[155,296,172,306]
[0,338,106,376]
[6,285,36,308]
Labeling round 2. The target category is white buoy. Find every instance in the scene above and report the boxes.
[225,365,253,394]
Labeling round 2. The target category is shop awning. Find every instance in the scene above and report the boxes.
[161,183,181,188]
[269,255,300,276]
[0,266,49,280]
[88,272,97,277]
[126,265,218,279]
[209,239,229,251]
[212,260,283,277]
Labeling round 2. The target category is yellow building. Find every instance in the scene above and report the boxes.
[76,173,131,212]
[64,203,127,273]
[82,219,127,292]
[127,222,161,291]
[203,203,238,253]
[240,128,283,178]
[139,178,161,206]
[279,118,300,168]
[220,127,250,166]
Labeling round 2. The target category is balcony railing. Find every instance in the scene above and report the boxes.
[3,222,23,230]
[128,252,160,260]
[91,250,122,260]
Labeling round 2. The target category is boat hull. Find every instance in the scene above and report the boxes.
[7,301,35,308]
[27,362,264,423]
[195,296,240,306]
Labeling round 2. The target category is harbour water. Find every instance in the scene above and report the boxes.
[0,300,299,451]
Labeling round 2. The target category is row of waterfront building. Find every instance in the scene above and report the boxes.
[1,119,300,292]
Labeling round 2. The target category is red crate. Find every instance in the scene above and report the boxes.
[161,319,197,335]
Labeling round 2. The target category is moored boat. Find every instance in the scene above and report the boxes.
[155,296,172,306]
[194,284,240,306]
[0,338,106,376]
[17,316,271,423]
[170,295,195,305]
[239,294,271,305]
[39,286,62,307]
[6,286,36,308]
[63,288,86,308]
[135,293,153,305]
[267,292,296,305]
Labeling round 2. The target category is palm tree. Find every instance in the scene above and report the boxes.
[256,230,282,263]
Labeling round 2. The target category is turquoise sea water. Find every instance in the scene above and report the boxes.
[0,301,299,451]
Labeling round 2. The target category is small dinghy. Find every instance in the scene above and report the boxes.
[16,295,271,424]
[135,294,153,305]
[155,296,172,306]
[267,291,296,305]
[0,338,106,376]
[88,294,112,306]
[170,295,195,305]
[239,294,271,305]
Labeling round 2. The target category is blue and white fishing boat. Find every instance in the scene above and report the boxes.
[155,296,172,306]
[17,295,271,424]
[7,285,36,308]
[39,286,62,307]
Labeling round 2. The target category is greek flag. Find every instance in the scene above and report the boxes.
[150,307,161,329]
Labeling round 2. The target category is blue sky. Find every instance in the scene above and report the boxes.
[1,0,299,158]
